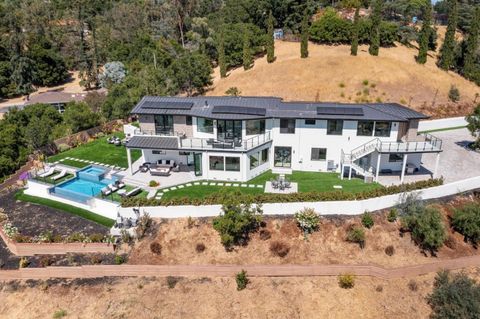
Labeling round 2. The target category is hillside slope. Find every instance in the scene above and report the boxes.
[208,40,480,118]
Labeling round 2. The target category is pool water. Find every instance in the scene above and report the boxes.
[82,167,106,175]
[57,177,115,197]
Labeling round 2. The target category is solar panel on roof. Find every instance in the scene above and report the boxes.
[212,105,266,116]
[142,101,194,109]
[316,106,364,116]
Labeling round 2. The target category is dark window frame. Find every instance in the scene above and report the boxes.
[357,121,375,136]
[388,153,404,162]
[209,156,224,171]
[154,115,174,136]
[197,117,214,134]
[305,119,316,125]
[327,120,343,135]
[374,121,392,137]
[311,148,327,161]
[186,116,192,126]
[225,156,241,171]
[280,119,295,134]
[246,119,266,135]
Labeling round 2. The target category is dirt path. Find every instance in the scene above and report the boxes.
[1,254,479,280]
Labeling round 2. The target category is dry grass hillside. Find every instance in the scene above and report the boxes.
[209,35,480,118]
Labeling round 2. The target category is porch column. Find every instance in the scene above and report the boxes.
[340,164,345,180]
[375,153,381,182]
[348,166,352,180]
[127,148,133,174]
[400,153,408,183]
[434,153,441,178]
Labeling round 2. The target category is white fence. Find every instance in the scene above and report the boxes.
[25,180,119,220]
[118,176,480,218]
[418,116,467,132]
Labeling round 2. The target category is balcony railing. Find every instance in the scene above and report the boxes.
[179,131,272,151]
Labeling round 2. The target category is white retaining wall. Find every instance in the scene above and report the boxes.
[418,116,467,132]
[25,180,118,220]
[118,176,480,218]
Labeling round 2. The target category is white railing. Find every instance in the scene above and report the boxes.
[179,131,272,151]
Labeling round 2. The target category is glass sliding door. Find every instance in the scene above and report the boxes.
[154,115,174,135]
[274,146,292,168]
[193,153,202,176]
[217,120,242,142]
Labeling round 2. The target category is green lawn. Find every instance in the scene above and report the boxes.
[160,170,383,201]
[249,170,383,193]
[48,132,141,168]
[15,190,114,227]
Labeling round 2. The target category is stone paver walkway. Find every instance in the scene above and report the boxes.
[1,254,480,280]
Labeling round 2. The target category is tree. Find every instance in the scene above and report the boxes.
[369,0,383,56]
[300,10,309,58]
[351,5,360,56]
[212,192,263,248]
[242,28,253,70]
[62,102,100,133]
[218,27,227,78]
[83,91,107,113]
[266,11,275,63]
[438,0,458,70]
[462,6,480,79]
[416,0,433,64]
[427,271,480,319]
[402,206,447,253]
[466,104,480,149]
[451,203,480,245]
[98,61,126,88]
[28,38,69,86]
[169,52,213,96]
[10,55,36,95]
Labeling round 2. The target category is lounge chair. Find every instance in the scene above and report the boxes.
[115,180,126,189]
[108,183,119,192]
[38,167,55,178]
[51,169,67,181]
[122,187,142,198]
[101,187,112,196]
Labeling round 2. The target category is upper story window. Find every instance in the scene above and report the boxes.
[374,121,391,137]
[280,119,295,134]
[154,115,174,135]
[246,119,265,135]
[197,117,214,134]
[305,119,316,125]
[357,121,374,136]
[327,120,343,135]
[186,116,192,126]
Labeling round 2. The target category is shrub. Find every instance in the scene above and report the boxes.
[259,229,271,240]
[150,241,162,255]
[225,87,241,96]
[451,203,480,246]
[385,245,395,256]
[387,208,398,222]
[88,233,105,243]
[53,309,67,319]
[269,240,290,257]
[346,226,366,248]
[57,143,71,152]
[236,270,249,290]
[339,82,346,88]
[361,212,374,229]
[40,256,53,267]
[375,285,383,292]
[362,79,369,86]
[402,206,447,252]
[166,276,180,289]
[338,274,355,289]
[120,229,132,244]
[448,85,460,102]
[149,180,159,187]
[3,223,18,239]
[90,254,102,264]
[294,207,320,235]
[19,257,29,268]
[408,279,418,291]
[136,213,153,239]
[212,192,263,248]
[195,243,206,253]
[427,271,480,318]
[114,254,125,264]
[397,192,425,215]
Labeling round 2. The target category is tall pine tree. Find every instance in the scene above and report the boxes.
[438,0,458,70]
[351,5,360,56]
[369,0,383,56]
[416,0,433,64]
[300,11,309,58]
[266,11,275,63]
[218,27,227,78]
[243,28,253,70]
[462,6,480,78]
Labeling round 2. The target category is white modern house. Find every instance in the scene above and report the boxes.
[125,96,442,183]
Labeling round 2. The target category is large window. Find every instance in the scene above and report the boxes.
[327,120,343,135]
[305,119,316,125]
[389,154,404,162]
[280,119,295,134]
[357,121,374,136]
[246,119,265,135]
[311,148,327,161]
[225,157,240,171]
[197,118,214,133]
[274,146,292,167]
[154,115,174,135]
[186,116,192,125]
[209,156,224,170]
[249,148,269,170]
[374,121,391,137]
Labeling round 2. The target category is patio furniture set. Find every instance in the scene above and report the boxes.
[270,175,292,191]
[101,180,142,199]
[139,159,180,177]
[37,167,68,181]
[107,136,130,147]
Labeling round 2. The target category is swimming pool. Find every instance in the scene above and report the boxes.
[56,177,115,197]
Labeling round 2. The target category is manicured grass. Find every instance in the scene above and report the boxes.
[161,184,263,201]
[33,172,74,185]
[48,132,141,168]
[15,190,114,227]
[57,159,89,168]
[249,170,383,193]
[98,185,149,203]
[418,125,467,134]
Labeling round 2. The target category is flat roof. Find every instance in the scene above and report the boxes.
[131,96,429,122]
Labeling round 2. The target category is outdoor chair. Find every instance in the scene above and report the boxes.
[101,187,112,196]
[283,180,291,188]
[123,187,142,198]
[108,183,119,192]
[271,179,279,189]
[38,167,55,178]
[51,169,67,181]
[115,180,126,189]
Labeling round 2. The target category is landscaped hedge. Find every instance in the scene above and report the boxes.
[121,178,444,207]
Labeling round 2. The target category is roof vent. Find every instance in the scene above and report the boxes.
[204,100,209,108]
